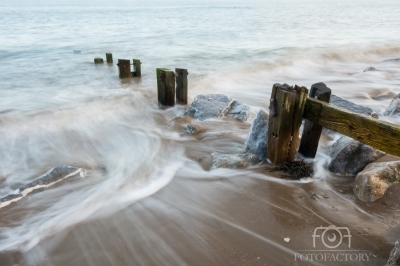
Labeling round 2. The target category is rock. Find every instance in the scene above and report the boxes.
[186,123,199,135]
[383,58,400,63]
[330,95,378,118]
[169,116,193,127]
[168,116,207,135]
[184,94,253,122]
[0,193,22,203]
[386,239,400,266]
[185,123,206,135]
[226,100,254,122]
[384,94,400,116]
[363,66,377,72]
[0,165,86,208]
[354,161,400,202]
[328,136,385,176]
[184,94,232,121]
[211,153,259,170]
[244,109,269,161]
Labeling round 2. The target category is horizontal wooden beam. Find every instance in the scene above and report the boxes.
[303,97,400,157]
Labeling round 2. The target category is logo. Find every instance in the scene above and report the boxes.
[312,225,351,249]
[294,225,375,263]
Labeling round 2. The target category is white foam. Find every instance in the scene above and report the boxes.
[0,168,85,209]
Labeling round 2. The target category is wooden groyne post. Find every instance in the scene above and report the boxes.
[132,59,141,77]
[175,68,188,105]
[117,59,131,78]
[267,82,400,164]
[106,53,113,63]
[157,68,175,106]
[267,84,308,164]
[94,58,104,64]
[298,83,331,158]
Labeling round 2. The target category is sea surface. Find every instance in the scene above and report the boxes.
[1,1,400,265]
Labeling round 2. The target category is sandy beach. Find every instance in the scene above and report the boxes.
[1,128,399,266]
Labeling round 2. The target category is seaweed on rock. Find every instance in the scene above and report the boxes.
[266,159,313,179]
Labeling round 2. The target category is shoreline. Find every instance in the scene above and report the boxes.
[1,130,399,266]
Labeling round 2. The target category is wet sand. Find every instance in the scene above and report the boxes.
[1,123,399,266]
[0,172,396,266]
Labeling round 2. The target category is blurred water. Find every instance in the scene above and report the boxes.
[0,1,400,264]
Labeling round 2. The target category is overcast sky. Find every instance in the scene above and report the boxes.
[0,0,316,7]
[1,0,384,7]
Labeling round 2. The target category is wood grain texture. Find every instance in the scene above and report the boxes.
[287,85,308,161]
[156,68,169,104]
[267,84,296,164]
[156,68,175,107]
[106,53,113,63]
[175,68,188,105]
[118,59,131,78]
[132,59,141,77]
[303,97,400,156]
[164,70,175,106]
[299,83,331,158]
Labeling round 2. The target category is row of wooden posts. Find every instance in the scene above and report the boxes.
[94,53,188,106]
[94,53,142,78]
[94,53,400,164]
[156,68,188,106]
[268,82,400,164]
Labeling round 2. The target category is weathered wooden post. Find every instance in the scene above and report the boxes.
[299,83,331,158]
[94,58,103,64]
[157,68,168,104]
[132,59,141,77]
[106,53,113,63]
[175,68,188,105]
[267,83,308,164]
[156,68,175,106]
[117,59,131,79]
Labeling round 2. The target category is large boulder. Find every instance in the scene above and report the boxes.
[328,136,385,176]
[0,165,86,208]
[244,109,269,161]
[386,239,400,266]
[384,94,400,116]
[184,94,254,122]
[211,153,259,170]
[354,161,400,202]
[330,95,378,118]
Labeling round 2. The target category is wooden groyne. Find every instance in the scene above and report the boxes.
[267,83,400,164]
[157,67,188,106]
[91,54,399,162]
[93,52,188,106]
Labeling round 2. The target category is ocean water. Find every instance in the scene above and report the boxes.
[1,0,400,265]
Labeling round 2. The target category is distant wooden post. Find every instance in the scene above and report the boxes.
[94,58,103,64]
[175,68,188,105]
[117,59,131,79]
[156,68,175,106]
[132,59,141,77]
[106,53,113,63]
[267,83,308,164]
[299,83,331,158]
